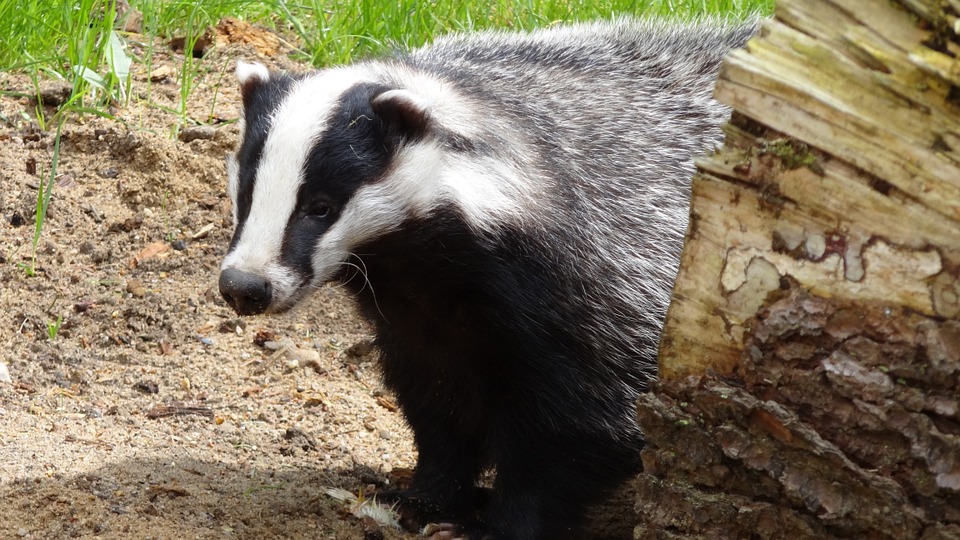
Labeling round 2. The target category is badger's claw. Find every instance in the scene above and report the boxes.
[422,522,497,540]
[422,522,458,539]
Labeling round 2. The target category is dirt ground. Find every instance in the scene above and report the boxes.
[0,23,424,540]
[0,21,638,540]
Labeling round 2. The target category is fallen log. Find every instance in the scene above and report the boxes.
[638,1,960,537]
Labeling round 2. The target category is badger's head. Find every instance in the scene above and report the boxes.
[218,61,523,316]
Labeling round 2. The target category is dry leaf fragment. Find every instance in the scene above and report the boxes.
[130,241,171,267]
[375,396,398,412]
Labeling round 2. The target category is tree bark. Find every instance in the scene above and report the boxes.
[637,1,960,538]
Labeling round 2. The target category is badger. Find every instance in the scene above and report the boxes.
[219,16,757,540]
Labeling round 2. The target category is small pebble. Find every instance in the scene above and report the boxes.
[199,336,214,346]
[149,65,175,82]
[345,338,376,359]
[190,223,215,240]
[133,380,159,394]
[0,362,11,384]
[171,239,187,251]
[55,174,76,189]
[178,125,217,143]
[253,330,277,347]
[218,318,247,334]
[263,339,294,352]
[125,278,146,297]
[285,348,321,364]
[17,527,28,537]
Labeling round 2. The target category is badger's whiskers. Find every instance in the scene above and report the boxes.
[321,254,388,324]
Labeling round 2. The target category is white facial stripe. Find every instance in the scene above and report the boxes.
[223,68,375,308]
[225,154,239,227]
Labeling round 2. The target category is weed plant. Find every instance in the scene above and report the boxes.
[47,315,64,341]
[25,119,63,278]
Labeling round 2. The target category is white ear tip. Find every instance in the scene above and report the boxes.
[236,61,270,85]
[373,89,430,113]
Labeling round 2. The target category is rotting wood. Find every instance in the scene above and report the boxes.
[640,0,960,537]
[660,0,960,378]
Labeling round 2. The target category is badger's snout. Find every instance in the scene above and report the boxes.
[219,268,273,316]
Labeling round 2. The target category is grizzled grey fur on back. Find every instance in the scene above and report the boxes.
[220,16,758,540]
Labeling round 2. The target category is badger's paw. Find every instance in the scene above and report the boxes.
[375,486,492,532]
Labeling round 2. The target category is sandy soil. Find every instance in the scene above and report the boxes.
[0,23,420,540]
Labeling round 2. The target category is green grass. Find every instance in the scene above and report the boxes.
[26,118,63,277]
[284,0,771,66]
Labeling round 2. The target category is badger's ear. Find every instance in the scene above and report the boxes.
[236,61,270,107]
[371,89,431,142]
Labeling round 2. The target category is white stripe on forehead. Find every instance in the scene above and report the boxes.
[223,68,372,274]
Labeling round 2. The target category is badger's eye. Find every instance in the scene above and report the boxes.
[298,196,335,221]
[305,203,331,219]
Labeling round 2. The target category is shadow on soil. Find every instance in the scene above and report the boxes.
[1,457,636,539]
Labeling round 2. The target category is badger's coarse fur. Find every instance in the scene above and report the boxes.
[219,17,757,540]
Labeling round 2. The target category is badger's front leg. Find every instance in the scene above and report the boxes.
[474,397,644,540]
[399,417,487,522]
[377,349,489,526]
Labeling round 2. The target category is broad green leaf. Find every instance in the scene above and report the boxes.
[106,30,131,81]
[72,65,106,91]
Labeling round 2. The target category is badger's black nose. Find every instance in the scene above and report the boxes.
[219,268,272,315]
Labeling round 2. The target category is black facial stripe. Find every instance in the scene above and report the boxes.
[229,73,298,252]
[278,82,396,279]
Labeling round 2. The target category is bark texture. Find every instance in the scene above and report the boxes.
[638,0,960,537]
[637,290,960,539]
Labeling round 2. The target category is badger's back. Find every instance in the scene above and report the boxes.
[409,17,750,175]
